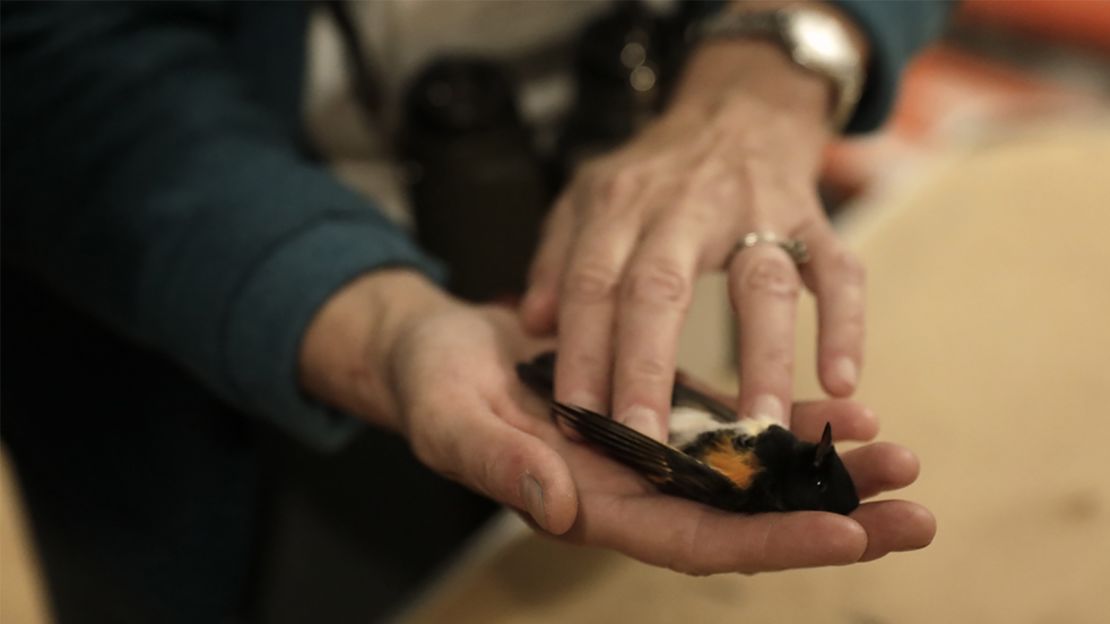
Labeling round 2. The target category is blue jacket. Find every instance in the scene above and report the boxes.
[1,1,952,621]
[2,0,952,448]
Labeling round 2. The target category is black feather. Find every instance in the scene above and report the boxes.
[550,403,754,510]
[516,351,860,515]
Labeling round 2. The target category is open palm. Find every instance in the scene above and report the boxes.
[390,305,934,575]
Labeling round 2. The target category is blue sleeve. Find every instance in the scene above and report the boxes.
[1,2,443,449]
[831,0,957,133]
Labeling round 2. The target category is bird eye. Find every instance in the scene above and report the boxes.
[816,478,828,492]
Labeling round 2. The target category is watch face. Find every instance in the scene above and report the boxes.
[787,9,857,71]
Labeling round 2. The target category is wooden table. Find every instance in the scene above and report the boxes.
[395,119,1110,624]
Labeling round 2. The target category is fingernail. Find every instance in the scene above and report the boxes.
[620,406,663,441]
[750,394,784,424]
[519,474,547,530]
[835,357,858,390]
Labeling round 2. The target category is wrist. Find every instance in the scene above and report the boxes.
[298,269,457,430]
[670,40,826,129]
[669,1,869,134]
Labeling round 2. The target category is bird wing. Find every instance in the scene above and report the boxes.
[518,350,736,423]
[550,402,748,506]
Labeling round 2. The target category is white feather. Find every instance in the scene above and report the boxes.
[666,406,778,448]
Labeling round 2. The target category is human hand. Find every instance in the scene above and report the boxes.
[545,398,933,573]
[301,273,932,573]
[393,309,932,571]
[520,35,867,442]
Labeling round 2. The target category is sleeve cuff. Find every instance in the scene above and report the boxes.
[831,0,955,134]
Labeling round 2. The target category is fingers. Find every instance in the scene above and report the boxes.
[408,398,579,535]
[800,226,866,397]
[565,437,930,574]
[728,244,802,427]
[569,494,932,575]
[841,442,920,499]
[674,369,739,414]
[851,501,937,561]
[521,200,575,335]
[610,216,701,441]
[668,372,879,442]
[552,213,640,413]
[569,496,867,575]
[790,399,879,443]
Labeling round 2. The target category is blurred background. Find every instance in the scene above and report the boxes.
[3,1,1109,622]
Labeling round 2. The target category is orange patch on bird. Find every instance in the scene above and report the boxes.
[703,439,761,489]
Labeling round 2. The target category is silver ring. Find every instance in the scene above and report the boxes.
[729,231,810,266]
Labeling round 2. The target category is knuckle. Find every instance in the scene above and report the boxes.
[791,214,824,239]
[672,148,754,221]
[625,356,670,384]
[844,306,865,332]
[831,248,866,284]
[688,153,742,195]
[676,202,717,228]
[564,262,620,304]
[831,317,865,347]
[623,259,691,307]
[739,255,801,299]
[567,349,608,378]
[606,168,643,202]
[758,346,794,377]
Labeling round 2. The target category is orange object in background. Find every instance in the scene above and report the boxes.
[958,0,1110,53]
[822,41,1107,202]
[821,1,1110,202]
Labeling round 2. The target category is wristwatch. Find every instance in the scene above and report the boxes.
[695,6,866,131]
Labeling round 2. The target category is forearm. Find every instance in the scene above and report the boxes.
[1,2,443,449]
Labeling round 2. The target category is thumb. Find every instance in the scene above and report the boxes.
[477,418,579,535]
[414,403,579,535]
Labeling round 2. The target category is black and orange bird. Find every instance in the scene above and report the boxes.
[517,351,859,515]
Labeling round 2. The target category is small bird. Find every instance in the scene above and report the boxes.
[517,351,859,515]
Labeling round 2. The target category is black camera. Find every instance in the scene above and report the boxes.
[401,1,695,302]
[403,58,550,303]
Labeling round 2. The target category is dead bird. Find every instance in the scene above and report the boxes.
[516,351,859,515]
